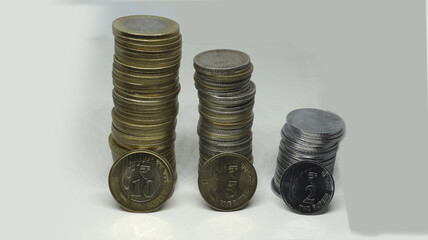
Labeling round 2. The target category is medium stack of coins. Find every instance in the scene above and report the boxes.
[109,15,181,182]
[194,49,258,211]
[193,49,256,171]
[272,108,345,197]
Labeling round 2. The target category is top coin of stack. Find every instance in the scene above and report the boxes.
[108,15,181,213]
[194,49,257,211]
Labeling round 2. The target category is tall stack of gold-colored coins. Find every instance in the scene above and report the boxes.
[194,49,258,211]
[108,15,181,212]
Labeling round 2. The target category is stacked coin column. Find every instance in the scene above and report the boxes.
[272,108,345,214]
[194,49,258,211]
[108,15,181,212]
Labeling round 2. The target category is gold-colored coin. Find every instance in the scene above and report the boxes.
[198,156,255,172]
[114,53,181,68]
[113,65,179,83]
[113,75,179,94]
[113,106,178,124]
[113,15,180,39]
[112,100,178,115]
[108,150,174,212]
[114,54,181,69]
[115,33,182,45]
[112,117,177,137]
[198,153,257,211]
[114,56,180,73]
[114,83,180,100]
[111,125,174,143]
[115,36,182,51]
[108,141,177,181]
[115,40,181,54]
[114,107,178,121]
[112,134,176,150]
[114,45,182,62]
[112,89,178,109]
[112,107,176,126]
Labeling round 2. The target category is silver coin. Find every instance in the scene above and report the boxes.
[286,108,345,136]
[285,123,345,142]
[282,124,342,147]
[194,73,251,89]
[196,80,252,98]
[193,49,251,75]
[198,82,256,105]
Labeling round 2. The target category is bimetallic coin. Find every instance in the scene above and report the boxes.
[113,65,179,82]
[114,32,182,45]
[114,83,180,101]
[108,150,174,212]
[198,153,257,211]
[114,53,181,69]
[113,106,178,124]
[113,76,179,94]
[114,56,180,73]
[115,36,182,51]
[279,161,335,215]
[111,125,175,144]
[112,117,177,137]
[113,15,180,38]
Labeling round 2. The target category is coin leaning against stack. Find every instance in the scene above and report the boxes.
[108,15,181,212]
[194,49,258,211]
[272,108,345,214]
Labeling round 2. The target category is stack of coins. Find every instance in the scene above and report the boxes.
[194,49,256,169]
[194,49,258,211]
[108,15,181,212]
[272,108,345,214]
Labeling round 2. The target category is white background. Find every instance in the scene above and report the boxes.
[0,1,426,239]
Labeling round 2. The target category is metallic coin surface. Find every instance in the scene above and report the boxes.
[108,150,174,212]
[109,15,180,212]
[272,108,345,213]
[114,32,181,45]
[279,161,334,215]
[198,153,257,211]
[113,15,179,38]
[286,108,345,136]
[194,49,256,211]
[193,49,251,75]
[195,64,254,82]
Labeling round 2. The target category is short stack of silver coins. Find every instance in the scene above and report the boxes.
[272,108,345,196]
